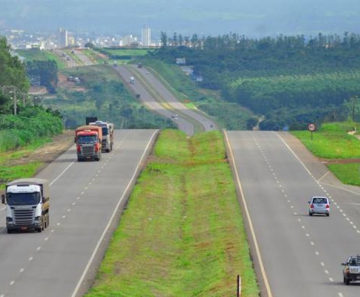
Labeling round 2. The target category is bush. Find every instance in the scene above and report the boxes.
[0,106,63,152]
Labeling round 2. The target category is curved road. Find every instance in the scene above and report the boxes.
[225,131,360,297]
[0,129,158,297]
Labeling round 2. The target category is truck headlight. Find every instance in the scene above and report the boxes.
[34,216,41,224]
[6,217,13,224]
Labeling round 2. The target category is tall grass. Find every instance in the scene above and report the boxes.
[85,130,259,297]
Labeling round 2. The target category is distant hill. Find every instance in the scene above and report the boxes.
[0,0,359,38]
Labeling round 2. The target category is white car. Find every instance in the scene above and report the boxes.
[308,196,330,216]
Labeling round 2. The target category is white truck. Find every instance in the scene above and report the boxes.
[342,255,360,285]
[89,120,114,152]
[1,178,50,233]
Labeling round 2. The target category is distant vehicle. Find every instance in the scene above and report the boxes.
[130,77,135,84]
[342,255,360,285]
[308,196,330,216]
[138,63,143,68]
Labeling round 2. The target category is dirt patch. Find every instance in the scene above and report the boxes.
[4,130,74,169]
[319,158,360,165]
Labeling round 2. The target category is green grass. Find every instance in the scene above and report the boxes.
[292,122,360,185]
[0,137,53,188]
[85,130,259,297]
[0,162,40,187]
[327,163,360,186]
[291,122,360,159]
[98,48,153,57]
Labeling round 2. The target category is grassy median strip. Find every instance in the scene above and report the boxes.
[85,129,259,297]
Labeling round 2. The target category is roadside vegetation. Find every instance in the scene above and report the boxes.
[138,58,253,130]
[152,32,360,130]
[85,130,259,297]
[39,65,176,129]
[0,106,64,187]
[292,122,360,186]
[95,47,153,61]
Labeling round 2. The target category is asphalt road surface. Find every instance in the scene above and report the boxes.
[225,131,360,297]
[0,129,158,297]
[113,64,217,135]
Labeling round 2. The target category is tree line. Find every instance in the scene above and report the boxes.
[0,37,63,151]
[153,32,360,130]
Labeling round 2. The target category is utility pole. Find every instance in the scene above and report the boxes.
[1,85,28,115]
[13,85,17,115]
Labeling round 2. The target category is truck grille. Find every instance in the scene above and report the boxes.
[13,208,35,225]
[82,146,95,157]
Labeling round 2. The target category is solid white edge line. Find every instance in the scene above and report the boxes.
[0,161,75,213]
[223,131,273,297]
[71,130,159,297]
[49,162,75,186]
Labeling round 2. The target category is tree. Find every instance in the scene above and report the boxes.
[160,32,168,48]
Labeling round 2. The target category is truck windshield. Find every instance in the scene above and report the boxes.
[7,192,41,205]
[102,127,109,136]
[77,135,97,143]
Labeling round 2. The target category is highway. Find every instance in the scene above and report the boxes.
[113,64,217,135]
[225,131,360,297]
[0,129,158,297]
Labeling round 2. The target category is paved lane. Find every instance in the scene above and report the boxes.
[225,131,360,297]
[0,129,158,297]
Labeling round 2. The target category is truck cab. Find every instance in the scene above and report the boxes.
[1,178,50,233]
[75,130,101,161]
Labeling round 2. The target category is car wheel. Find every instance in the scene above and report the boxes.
[326,213,330,217]
[309,212,313,216]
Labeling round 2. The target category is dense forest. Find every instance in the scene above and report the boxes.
[151,32,360,130]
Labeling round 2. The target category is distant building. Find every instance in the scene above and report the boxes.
[141,25,151,47]
[58,28,68,48]
[121,35,138,47]
[176,58,186,65]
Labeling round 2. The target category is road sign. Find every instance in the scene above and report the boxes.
[308,123,316,131]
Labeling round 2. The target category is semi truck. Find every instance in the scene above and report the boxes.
[1,178,50,233]
[75,125,102,161]
[89,120,114,152]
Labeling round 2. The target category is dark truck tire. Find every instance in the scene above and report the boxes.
[344,277,350,285]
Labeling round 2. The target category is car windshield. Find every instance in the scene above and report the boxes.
[77,135,97,144]
[313,198,327,204]
[7,192,40,205]
[349,257,360,266]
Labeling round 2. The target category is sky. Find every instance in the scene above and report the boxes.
[0,0,359,38]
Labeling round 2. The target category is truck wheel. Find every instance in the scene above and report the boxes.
[7,229,12,234]
[345,277,350,285]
